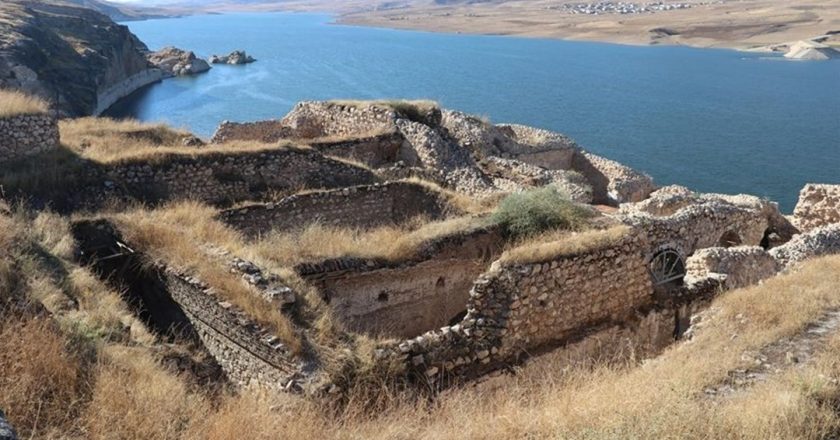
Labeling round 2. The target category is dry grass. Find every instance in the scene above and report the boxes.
[253,214,488,267]
[0,317,87,438]
[85,345,209,440]
[499,225,629,265]
[59,117,315,164]
[0,89,48,117]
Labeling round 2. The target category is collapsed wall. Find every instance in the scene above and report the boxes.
[220,181,455,237]
[208,101,655,203]
[0,113,59,163]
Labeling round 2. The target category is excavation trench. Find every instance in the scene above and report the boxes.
[72,220,198,341]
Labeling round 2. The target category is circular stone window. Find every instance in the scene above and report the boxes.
[649,249,686,287]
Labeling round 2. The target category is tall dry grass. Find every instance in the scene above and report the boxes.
[0,89,48,117]
[58,117,312,164]
[0,317,88,439]
[252,215,488,267]
[499,225,629,265]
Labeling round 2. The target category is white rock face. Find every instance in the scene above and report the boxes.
[784,41,839,60]
[147,47,211,76]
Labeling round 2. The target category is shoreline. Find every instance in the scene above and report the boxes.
[129,1,840,55]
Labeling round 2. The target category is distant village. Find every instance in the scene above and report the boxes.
[551,1,711,15]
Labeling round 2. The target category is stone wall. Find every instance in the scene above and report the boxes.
[620,189,778,261]
[219,181,455,237]
[210,101,399,144]
[770,224,840,269]
[308,131,404,168]
[165,271,301,390]
[299,227,503,338]
[0,113,59,163]
[372,230,661,382]
[100,147,378,208]
[94,68,164,115]
[793,184,840,231]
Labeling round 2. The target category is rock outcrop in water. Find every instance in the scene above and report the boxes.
[0,0,163,116]
[209,50,256,65]
[147,47,211,77]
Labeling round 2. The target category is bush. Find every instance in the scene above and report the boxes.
[491,186,592,238]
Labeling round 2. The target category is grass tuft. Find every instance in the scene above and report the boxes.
[0,89,49,117]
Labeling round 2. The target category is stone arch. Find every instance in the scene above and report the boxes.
[717,230,743,248]
[649,248,686,288]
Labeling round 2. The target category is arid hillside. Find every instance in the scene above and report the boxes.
[207,0,840,49]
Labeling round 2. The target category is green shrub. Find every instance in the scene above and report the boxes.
[490,186,592,238]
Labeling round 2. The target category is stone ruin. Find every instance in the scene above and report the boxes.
[20,99,837,394]
[0,111,58,164]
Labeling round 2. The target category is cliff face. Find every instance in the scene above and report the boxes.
[0,0,160,116]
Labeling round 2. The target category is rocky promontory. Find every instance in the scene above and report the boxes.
[0,0,163,116]
[209,50,256,65]
[147,47,211,77]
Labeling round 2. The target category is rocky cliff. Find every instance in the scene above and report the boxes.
[0,0,162,116]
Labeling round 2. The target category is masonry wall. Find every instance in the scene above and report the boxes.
[621,202,770,262]
[220,182,453,237]
[373,230,660,382]
[308,130,404,168]
[300,228,503,338]
[103,148,378,207]
[0,113,59,163]
[165,271,299,390]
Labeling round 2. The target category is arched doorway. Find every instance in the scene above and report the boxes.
[717,230,742,248]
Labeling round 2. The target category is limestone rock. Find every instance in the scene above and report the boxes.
[147,47,211,77]
[793,184,840,231]
[209,50,256,65]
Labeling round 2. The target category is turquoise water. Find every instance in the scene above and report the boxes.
[109,13,840,211]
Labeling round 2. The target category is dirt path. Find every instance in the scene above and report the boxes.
[703,309,840,399]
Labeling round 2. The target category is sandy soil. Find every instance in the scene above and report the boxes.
[225,0,840,50]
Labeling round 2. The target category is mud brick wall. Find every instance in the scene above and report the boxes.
[220,182,453,237]
[299,227,503,338]
[0,113,59,163]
